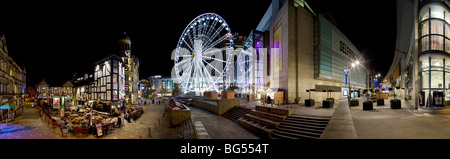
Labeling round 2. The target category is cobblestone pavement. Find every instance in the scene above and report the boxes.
[0,103,176,139]
[102,103,178,139]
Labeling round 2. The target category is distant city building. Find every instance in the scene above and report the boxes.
[0,33,26,105]
[148,75,176,96]
[148,75,162,90]
[138,78,149,98]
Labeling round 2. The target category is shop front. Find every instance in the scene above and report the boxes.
[418,54,450,107]
[342,87,360,98]
[52,96,61,109]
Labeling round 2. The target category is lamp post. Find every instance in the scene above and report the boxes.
[347,60,360,101]
[374,74,381,90]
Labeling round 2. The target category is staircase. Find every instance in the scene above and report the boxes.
[223,106,331,139]
[271,115,331,139]
[175,118,196,139]
[222,106,251,122]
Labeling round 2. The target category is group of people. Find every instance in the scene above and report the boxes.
[138,98,164,106]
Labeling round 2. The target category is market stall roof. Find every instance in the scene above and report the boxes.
[266,88,282,93]
[0,103,17,109]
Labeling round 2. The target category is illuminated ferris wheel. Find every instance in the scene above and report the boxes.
[236,30,254,93]
[174,13,234,94]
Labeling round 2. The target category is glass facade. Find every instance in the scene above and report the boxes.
[315,16,367,87]
[418,2,450,107]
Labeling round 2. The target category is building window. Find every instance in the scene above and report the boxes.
[419,4,450,54]
[431,35,444,51]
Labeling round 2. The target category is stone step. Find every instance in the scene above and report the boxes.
[288,115,331,121]
[286,116,330,124]
[237,117,274,139]
[222,107,250,122]
[271,131,300,139]
[277,127,322,138]
[244,114,281,129]
[250,110,287,122]
[281,122,326,130]
[255,106,292,116]
[284,119,328,127]
[274,129,318,139]
[223,110,250,121]
[278,124,323,133]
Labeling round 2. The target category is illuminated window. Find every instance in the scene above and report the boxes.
[431,19,443,35]
[431,35,443,51]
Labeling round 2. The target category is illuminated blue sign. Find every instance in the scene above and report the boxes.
[344,70,349,85]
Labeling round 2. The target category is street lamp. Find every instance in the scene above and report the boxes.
[347,60,360,101]
[374,74,382,90]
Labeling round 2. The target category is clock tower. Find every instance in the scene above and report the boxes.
[118,32,139,105]
[118,32,131,57]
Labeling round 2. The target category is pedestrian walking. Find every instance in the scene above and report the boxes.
[117,116,122,128]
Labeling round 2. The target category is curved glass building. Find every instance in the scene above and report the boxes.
[385,0,450,110]
[418,0,450,107]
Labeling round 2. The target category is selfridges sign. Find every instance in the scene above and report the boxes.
[339,41,355,57]
[331,27,358,59]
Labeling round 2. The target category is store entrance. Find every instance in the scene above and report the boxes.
[420,89,446,107]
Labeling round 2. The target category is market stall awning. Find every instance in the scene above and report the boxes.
[0,103,17,109]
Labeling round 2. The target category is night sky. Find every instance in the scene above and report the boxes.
[2,0,396,87]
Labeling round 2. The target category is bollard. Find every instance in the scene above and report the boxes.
[278,101,280,106]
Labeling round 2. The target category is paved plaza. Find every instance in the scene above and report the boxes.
[0,107,63,139]
[0,101,260,139]
[241,98,450,139]
[5,97,450,139]
[321,97,450,139]
[349,99,450,139]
